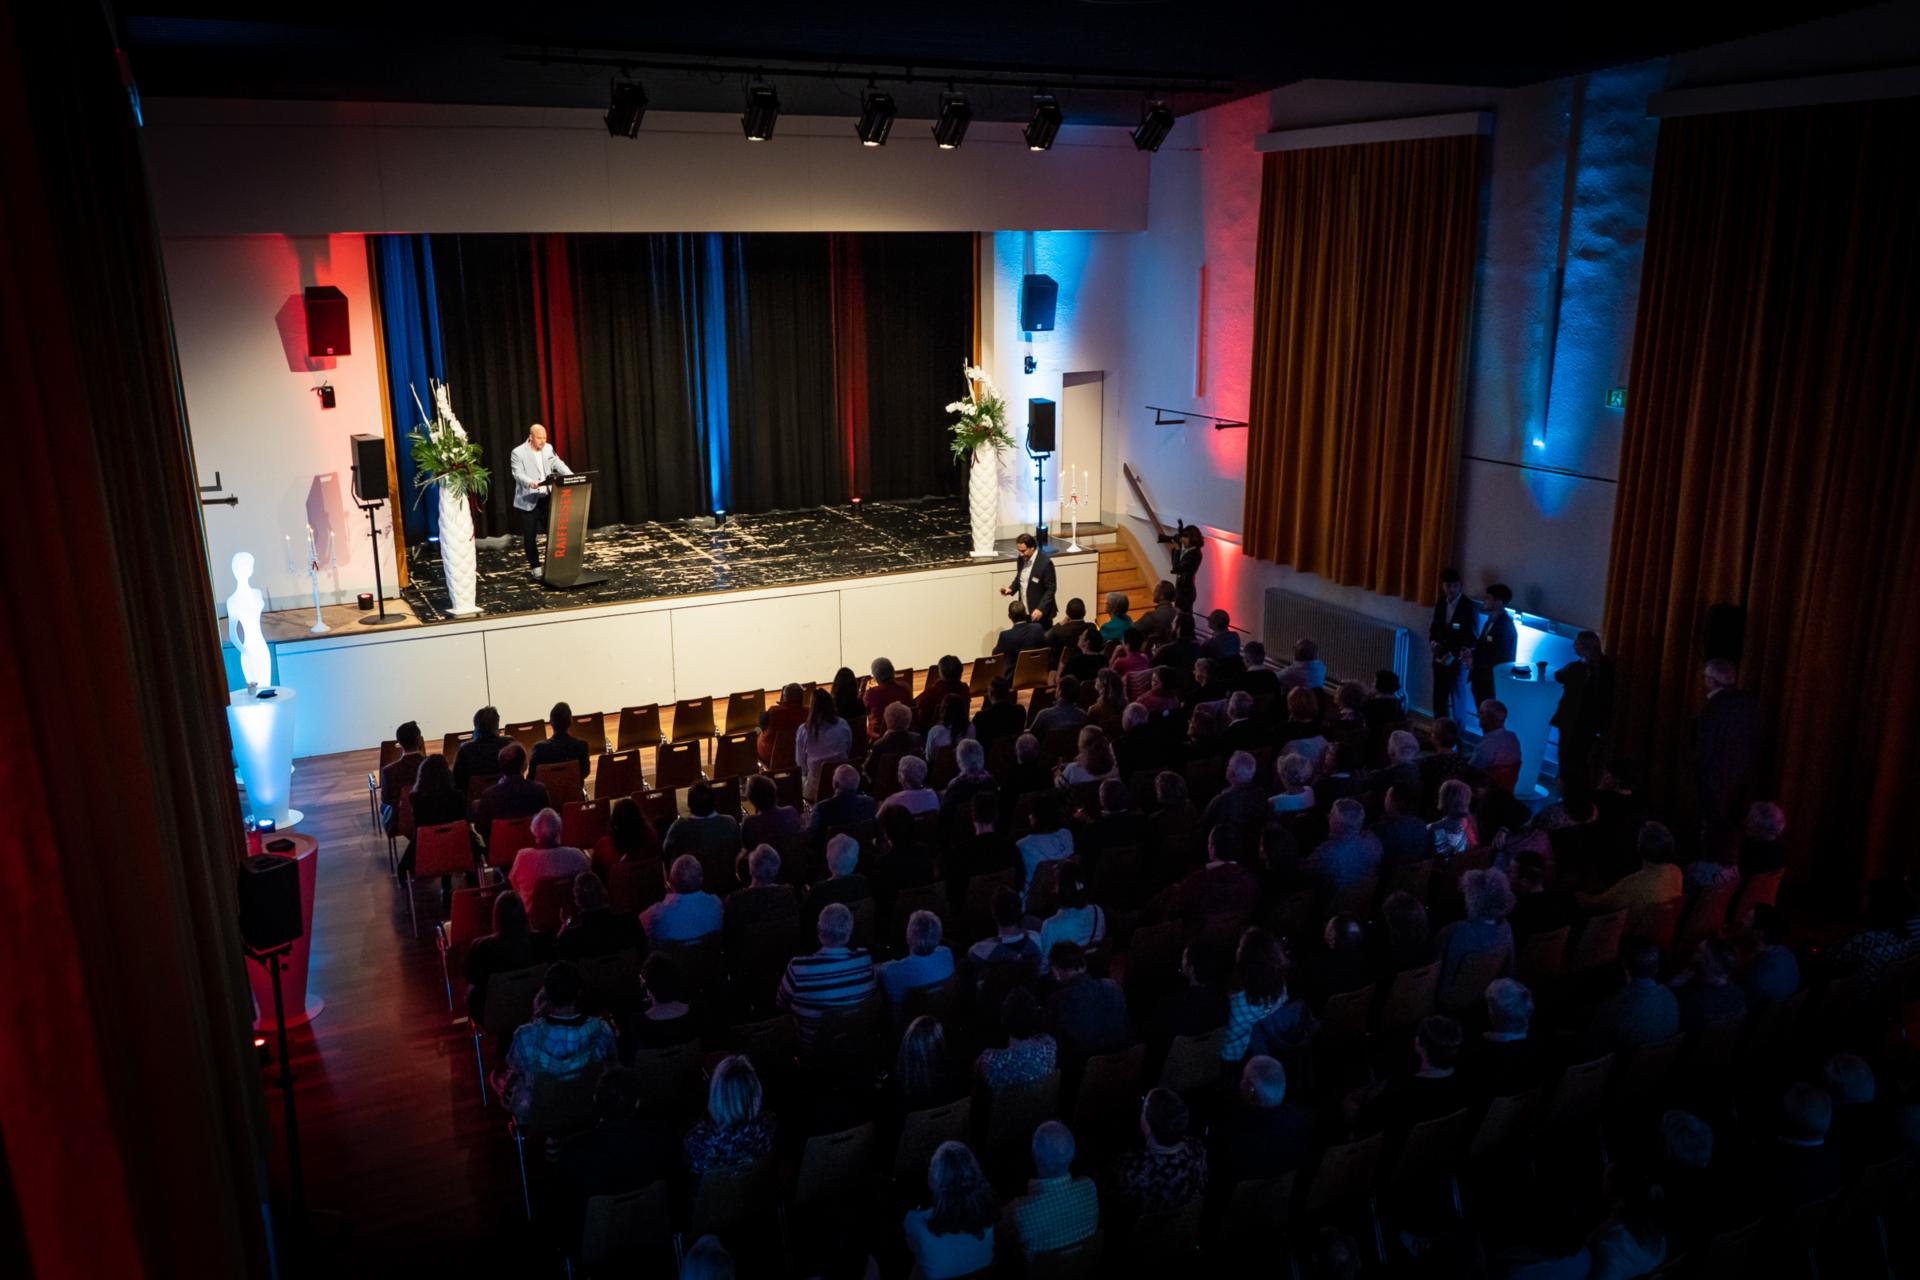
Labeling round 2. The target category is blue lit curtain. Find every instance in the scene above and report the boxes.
[371,235,444,539]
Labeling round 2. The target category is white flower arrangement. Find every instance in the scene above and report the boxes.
[947,361,1014,460]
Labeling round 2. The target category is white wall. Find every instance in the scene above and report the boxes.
[169,233,401,613]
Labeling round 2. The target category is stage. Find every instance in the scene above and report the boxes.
[268,498,1104,758]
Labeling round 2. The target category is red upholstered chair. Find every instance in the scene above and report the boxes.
[410,820,476,937]
[504,720,546,754]
[614,704,663,752]
[435,882,506,1010]
[563,797,611,854]
[525,874,576,934]
[487,816,537,872]
[594,749,646,799]
[655,741,704,792]
[534,761,585,809]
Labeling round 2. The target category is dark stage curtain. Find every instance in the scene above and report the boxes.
[1603,98,1920,902]
[370,234,444,539]
[0,3,270,1275]
[858,233,976,501]
[1241,136,1482,603]
[728,234,840,512]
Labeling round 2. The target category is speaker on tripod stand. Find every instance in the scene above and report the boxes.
[349,435,402,626]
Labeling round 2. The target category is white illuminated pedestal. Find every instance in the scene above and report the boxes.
[228,685,301,828]
[1494,666,1559,799]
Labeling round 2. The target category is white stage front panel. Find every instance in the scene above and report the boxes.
[482,611,676,725]
[669,590,842,698]
[276,628,489,759]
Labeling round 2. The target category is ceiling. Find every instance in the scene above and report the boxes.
[114,2,1871,126]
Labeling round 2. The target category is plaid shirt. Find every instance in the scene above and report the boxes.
[1005,1175,1099,1257]
[504,1012,618,1117]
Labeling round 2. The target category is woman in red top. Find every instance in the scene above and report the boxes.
[757,682,809,765]
[863,657,913,739]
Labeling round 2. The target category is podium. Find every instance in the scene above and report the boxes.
[539,471,608,589]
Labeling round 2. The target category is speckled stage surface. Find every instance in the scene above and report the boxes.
[402,497,980,623]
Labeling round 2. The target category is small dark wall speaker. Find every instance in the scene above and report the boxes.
[1704,603,1746,664]
[351,434,388,502]
[237,854,303,952]
[1020,274,1057,332]
[303,285,350,357]
[1027,397,1057,453]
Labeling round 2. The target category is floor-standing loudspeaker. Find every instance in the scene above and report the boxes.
[1027,397,1056,453]
[350,434,387,503]
[238,854,304,952]
[1704,603,1745,664]
[303,285,350,357]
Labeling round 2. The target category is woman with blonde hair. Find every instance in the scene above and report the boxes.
[902,1140,998,1278]
[682,1055,775,1175]
[1428,778,1479,862]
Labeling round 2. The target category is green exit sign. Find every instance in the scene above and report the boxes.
[1606,387,1627,409]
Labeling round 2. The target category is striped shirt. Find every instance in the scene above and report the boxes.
[777,946,876,1047]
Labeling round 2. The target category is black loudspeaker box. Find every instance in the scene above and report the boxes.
[351,434,387,503]
[1020,274,1057,332]
[238,854,303,952]
[1704,603,1745,664]
[1027,397,1056,453]
[303,285,350,357]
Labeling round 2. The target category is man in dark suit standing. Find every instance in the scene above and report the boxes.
[1000,532,1057,625]
[1692,658,1765,850]
[1469,583,1518,713]
[1428,568,1478,722]
[1551,630,1614,790]
[995,601,1048,674]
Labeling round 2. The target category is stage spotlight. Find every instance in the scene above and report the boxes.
[855,87,896,146]
[933,90,972,149]
[1024,92,1062,151]
[605,78,647,138]
[713,508,728,527]
[1131,99,1174,152]
[742,80,781,141]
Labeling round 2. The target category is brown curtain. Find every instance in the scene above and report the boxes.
[1604,98,1920,901]
[1242,134,1483,602]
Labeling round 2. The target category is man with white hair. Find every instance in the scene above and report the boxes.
[507,806,590,908]
[1692,657,1765,848]
[724,843,799,940]
[868,699,923,762]
[1200,750,1267,836]
[805,833,872,935]
[806,762,876,847]
[1305,798,1384,888]
[1463,977,1546,1096]
[1222,689,1269,754]
[639,854,723,944]
[877,909,955,1004]
[1002,1120,1099,1259]
[939,736,995,824]
[1213,1054,1313,1184]
[777,902,875,1051]
[878,754,939,817]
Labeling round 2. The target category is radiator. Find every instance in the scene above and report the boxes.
[1260,587,1410,692]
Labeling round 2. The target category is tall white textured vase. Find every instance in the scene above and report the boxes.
[438,483,481,616]
[968,448,1001,557]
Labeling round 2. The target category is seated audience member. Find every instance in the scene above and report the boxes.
[794,688,853,803]
[1277,638,1326,693]
[602,793,661,868]
[1200,750,1266,832]
[806,834,873,928]
[1137,580,1178,637]
[1057,724,1118,788]
[875,805,939,898]
[1586,1166,1668,1280]
[1579,820,1683,939]
[1305,798,1385,889]
[1578,934,1680,1060]
[1270,751,1317,815]
[1238,640,1281,702]
[1469,699,1522,788]
[1203,608,1241,660]
[1136,667,1184,719]
[723,843,799,938]
[1067,636,1110,699]
[1151,941,1230,1039]
[1039,864,1108,958]
[528,700,591,781]
[868,698,925,766]
[1079,778,1140,863]
[1186,656,1233,710]
[397,752,468,879]
[1002,1121,1100,1260]
[1435,868,1516,1011]
[1507,848,1577,947]
[879,754,940,818]
[1114,702,1170,778]
[1002,733,1057,805]
[1276,687,1329,760]
[1223,928,1315,1067]
[507,807,591,909]
[465,891,555,1022]
[1734,903,1801,1005]
[1753,1083,1847,1211]
[946,793,1016,891]
[1046,597,1094,654]
[1380,891,1434,972]
[1361,670,1406,746]
[1016,792,1075,894]
[1464,978,1547,1097]
[1371,783,1429,873]
[1545,791,1608,887]
[639,855,724,945]
[683,1054,776,1176]
[1739,800,1789,878]
[1109,631,1150,681]
[1305,913,1375,1004]
[1369,728,1423,810]
[879,909,957,1004]
[1044,941,1131,1059]
[557,871,644,961]
[1220,691,1268,755]
[1098,592,1133,644]
[924,695,973,762]
[995,599,1048,670]
[863,657,913,741]
[967,890,1044,982]
[662,783,742,875]
[555,1066,675,1208]
[1419,717,1483,796]
[1347,1015,1467,1138]
[1828,879,1920,987]
[973,677,1027,749]
[888,1016,966,1119]
[776,902,876,1051]
[1109,1088,1209,1214]
[756,682,808,765]
[1669,936,1748,1031]
[453,704,511,796]
[807,764,878,843]
[1654,1109,1728,1257]
[1821,1052,1891,1164]
[380,720,427,833]
[1213,1055,1314,1185]
[939,738,994,819]
[472,742,551,838]
[903,1141,998,1280]
[498,961,618,1120]
[1426,779,1479,863]
[914,655,970,731]
[975,987,1058,1088]
[632,953,699,1049]
[1682,834,1742,937]
[1163,825,1260,927]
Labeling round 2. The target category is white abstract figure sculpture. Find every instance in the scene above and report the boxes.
[227,550,272,693]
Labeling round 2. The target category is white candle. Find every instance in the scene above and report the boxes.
[283,534,293,574]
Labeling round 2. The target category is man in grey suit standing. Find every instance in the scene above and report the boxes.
[510,423,573,573]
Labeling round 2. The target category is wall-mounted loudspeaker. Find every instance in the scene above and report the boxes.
[304,285,350,357]
[237,854,303,952]
[1020,274,1057,332]
[350,434,388,503]
[1027,397,1056,453]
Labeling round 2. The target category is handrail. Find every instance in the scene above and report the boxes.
[1146,405,1247,430]
[1122,464,1171,545]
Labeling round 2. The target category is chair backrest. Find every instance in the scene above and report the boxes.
[629,1038,705,1114]
[466,771,501,803]
[378,738,403,770]
[1303,1132,1384,1216]
[1026,858,1069,919]
[654,740,704,792]
[573,947,641,1010]
[1071,1042,1146,1142]
[723,688,767,735]
[1439,944,1511,1014]
[710,730,760,783]
[1157,1028,1226,1095]
[1386,858,1432,903]
[1741,988,1807,1059]
[486,816,536,868]
[1324,873,1381,919]
[1378,962,1440,1033]
[1700,1218,1766,1271]
[563,797,612,856]
[522,1065,605,1139]
[892,1098,973,1180]
[1128,1196,1203,1263]
[766,767,803,810]
[414,820,475,880]
[505,719,546,753]
[729,1013,799,1079]
[1638,896,1683,952]
[481,964,551,1042]
[1516,925,1570,989]
[533,761,584,809]
[1025,686,1057,727]
[1028,1229,1104,1280]
[986,1070,1062,1154]
[688,1157,774,1239]
[615,704,663,751]
[891,882,952,944]
[639,788,679,830]
[1122,919,1189,995]
[793,1122,878,1211]
[1728,868,1786,924]
[445,883,507,954]
[1681,1013,1746,1078]
[563,711,607,757]
[967,657,998,696]
[1011,647,1053,691]
[655,937,726,996]
[927,744,960,791]
[595,749,646,799]
[1033,727,1078,769]
[1544,1053,1616,1130]
[1320,983,1377,1042]
[525,874,577,933]
[811,991,884,1064]
[1225,1172,1297,1242]
[577,1180,671,1273]
[442,730,471,763]
[1568,909,1628,973]
[961,869,1018,941]
[671,696,715,743]
[1468,1087,1541,1161]
[607,856,665,915]
[1388,1106,1473,1187]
